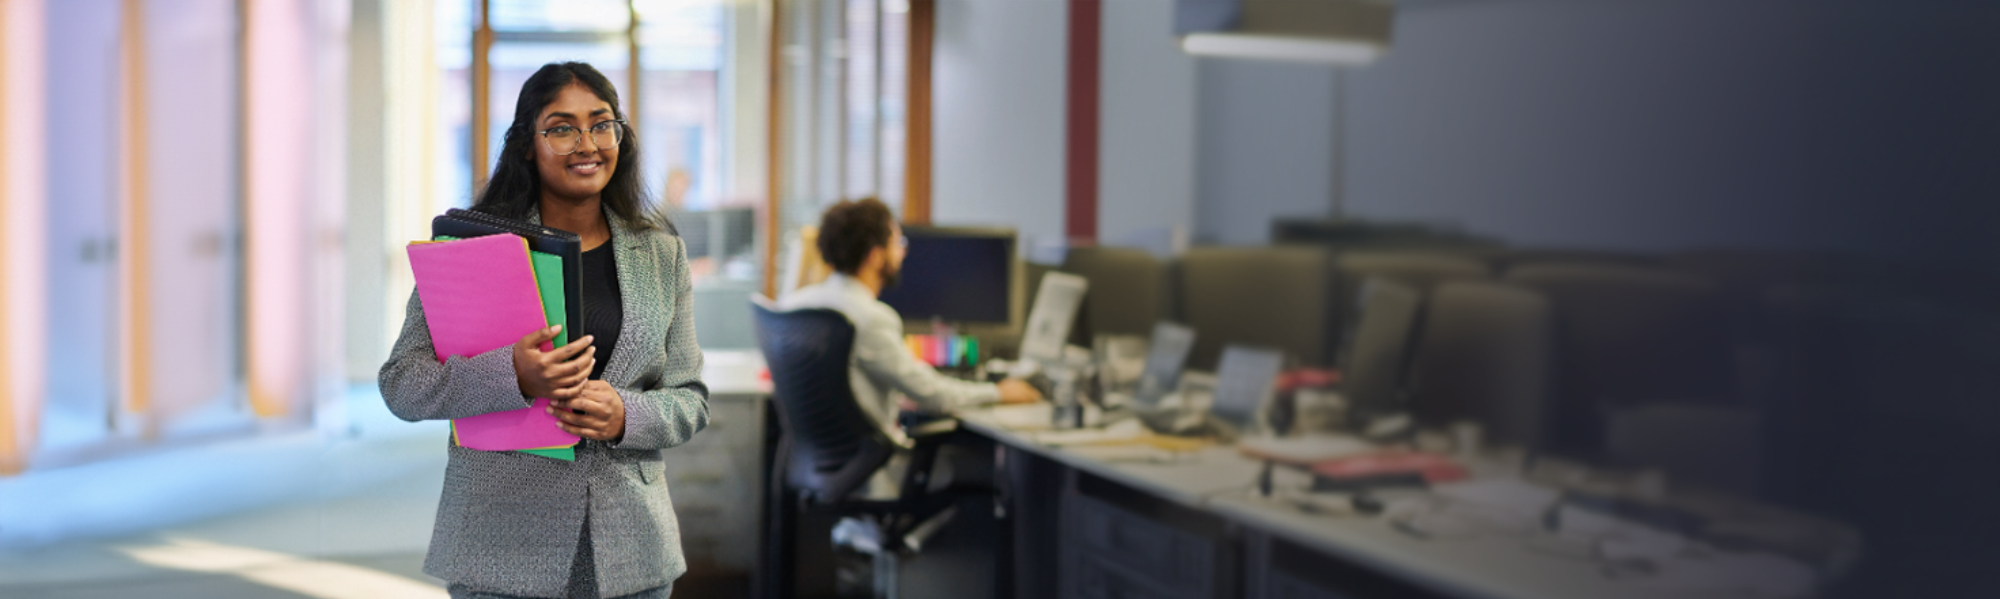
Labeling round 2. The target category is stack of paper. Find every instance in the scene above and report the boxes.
[409,233,580,460]
[1237,435,1376,465]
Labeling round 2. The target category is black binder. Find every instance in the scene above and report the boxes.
[432,208,583,346]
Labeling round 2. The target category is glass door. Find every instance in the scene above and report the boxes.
[40,0,124,457]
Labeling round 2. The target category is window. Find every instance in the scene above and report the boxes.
[770,0,930,295]
[454,0,752,285]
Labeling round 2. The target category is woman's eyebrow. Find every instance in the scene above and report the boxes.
[542,107,611,123]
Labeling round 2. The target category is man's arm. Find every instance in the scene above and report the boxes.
[850,305,999,412]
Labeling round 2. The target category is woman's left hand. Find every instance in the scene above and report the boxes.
[551,381,625,443]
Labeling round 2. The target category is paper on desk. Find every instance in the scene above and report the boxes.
[1065,444,1179,464]
[985,403,1054,431]
[1432,478,1563,514]
[1237,435,1375,465]
[1028,419,1147,446]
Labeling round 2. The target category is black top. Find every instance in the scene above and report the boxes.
[581,242,623,381]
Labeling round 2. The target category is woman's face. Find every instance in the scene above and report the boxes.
[532,82,620,202]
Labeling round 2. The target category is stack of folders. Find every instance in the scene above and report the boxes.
[407,209,585,461]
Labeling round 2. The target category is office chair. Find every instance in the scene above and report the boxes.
[1497,248,1659,272]
[1404,281,1554,449]
[1333,278,1426,426]
[1060,246,1173,344]
[1505,263,1761,495]
[1177,246,1335,370]
[752,301,970,599]
[1335,251,1490,295]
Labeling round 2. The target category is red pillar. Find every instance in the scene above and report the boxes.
[1064,0,1102,245]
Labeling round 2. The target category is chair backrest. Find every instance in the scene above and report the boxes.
[1061,246,1173,343]
[1336,251,1490,295]
[1177,246,1335,370]
[1505,263,1733,452]
[1337,278,1425,421]
[1406,281,1554,449]
[751,300,895,504]
[1498,248,1659,272]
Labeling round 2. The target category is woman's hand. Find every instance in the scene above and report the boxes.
[551,381,626,442]
[513,325,595,400]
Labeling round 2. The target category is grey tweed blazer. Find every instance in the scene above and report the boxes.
[379,209,709,598]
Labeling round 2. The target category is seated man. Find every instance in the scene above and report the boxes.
[778,198,1042,497]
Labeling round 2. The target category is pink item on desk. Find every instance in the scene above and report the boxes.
[1311,451,1470,484]
[408,233,579,451]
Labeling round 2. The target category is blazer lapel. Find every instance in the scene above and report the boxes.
[603,212,655,388]
[525,205,654,388]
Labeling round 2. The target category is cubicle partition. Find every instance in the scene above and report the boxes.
[753,229,1876,598]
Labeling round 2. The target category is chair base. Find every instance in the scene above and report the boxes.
[832,505,960,599]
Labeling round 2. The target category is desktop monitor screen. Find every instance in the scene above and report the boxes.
[1135,321,1197,408]
[673,207,756,259]
[1212,345,1286,436]
[879,226,1016,326]
[1339,278,1423,418]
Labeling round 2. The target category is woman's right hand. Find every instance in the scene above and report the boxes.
[514,325,596,400]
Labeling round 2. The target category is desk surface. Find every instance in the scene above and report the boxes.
[958,406,1840,599]
[961,410,1257,508]
[701,349,771,396]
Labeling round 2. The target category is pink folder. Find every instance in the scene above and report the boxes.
[408,234,580,451]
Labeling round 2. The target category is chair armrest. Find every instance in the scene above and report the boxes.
[909,418,960,441]
[895,418,963,509]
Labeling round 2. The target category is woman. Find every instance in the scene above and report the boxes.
[379,62,708,599]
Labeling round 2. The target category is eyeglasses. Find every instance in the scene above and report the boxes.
[537,119,626,156]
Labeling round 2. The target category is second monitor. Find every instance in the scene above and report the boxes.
[879,225,1023,335]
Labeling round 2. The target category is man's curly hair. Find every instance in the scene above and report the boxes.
[817,198,895,275]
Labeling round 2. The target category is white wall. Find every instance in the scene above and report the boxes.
[1193,59,1338,246]
[1340,0,1816,252]
[932,0,1203,256]
[1099,0,1197,246]
[345,0,387,381]
[932,0,1067,251]
[933,0,2000,256]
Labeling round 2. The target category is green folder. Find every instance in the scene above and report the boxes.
[438,235,578,462]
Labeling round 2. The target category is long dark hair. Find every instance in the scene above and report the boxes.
[472,62,660,232]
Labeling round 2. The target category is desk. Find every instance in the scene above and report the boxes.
[958,407,1850,599]
[663,350,772,576]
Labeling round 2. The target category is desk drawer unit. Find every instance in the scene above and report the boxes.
[1061,475,1233,599]
[1265,570,1353,599]
[1075,552,1189,599]
[659,392,764,573]
[1249,536,1450,599]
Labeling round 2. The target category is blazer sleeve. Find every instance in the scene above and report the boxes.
[612,235,710,450]
[378,289,536,422]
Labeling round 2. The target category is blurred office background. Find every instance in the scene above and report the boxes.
[1,0,1997,598]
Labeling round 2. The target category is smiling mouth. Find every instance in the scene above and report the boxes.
[567,160,603,176]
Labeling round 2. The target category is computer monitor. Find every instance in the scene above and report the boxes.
[1211,345,1286,439]
[879,225,1022,332]
[674,207,756,259]
[1338,278,1424,420]
[1134,321,1197,408]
